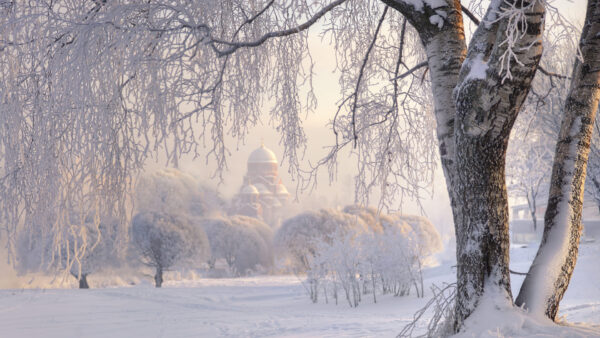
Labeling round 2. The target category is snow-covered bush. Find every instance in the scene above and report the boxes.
[307,229,363,306]
[306,224,426,307]
[275,205,442,306]
[274,208,368,272]
[276,206,442,277]
[131,211,210,287]
[200,215,273,275]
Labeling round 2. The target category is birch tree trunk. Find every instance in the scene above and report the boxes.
[384,0,544,329]
[450,1,544,329]
[516,0,600,319]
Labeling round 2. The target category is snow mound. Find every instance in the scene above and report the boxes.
[454,286,600,338]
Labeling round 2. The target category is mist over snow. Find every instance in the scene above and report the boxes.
[0,0,598,337]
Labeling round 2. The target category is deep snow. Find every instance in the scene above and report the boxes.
[0,242,599,337]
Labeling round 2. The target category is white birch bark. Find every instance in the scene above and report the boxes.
[516,0,600,319]
[385,0,545,329]
[452,0,545,328]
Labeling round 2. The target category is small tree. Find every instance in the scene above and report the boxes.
[507,113,553,232]
[63,216,123,289]
[131,212,209,287]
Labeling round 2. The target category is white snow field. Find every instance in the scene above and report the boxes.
[1,243,599,338]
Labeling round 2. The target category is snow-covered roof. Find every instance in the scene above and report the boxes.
[248,144,277,164]
[254,183,272,194]
[240,184,259,195]
[275,184,289,195]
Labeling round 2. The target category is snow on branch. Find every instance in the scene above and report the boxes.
[209,0,349,56]
[0,0,345,271]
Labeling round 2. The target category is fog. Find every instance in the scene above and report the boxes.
[138,0,586,245]
[0,239,19,289]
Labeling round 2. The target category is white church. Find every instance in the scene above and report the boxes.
[230,143,290,226]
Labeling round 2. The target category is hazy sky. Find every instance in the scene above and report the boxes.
[156,0,587,239]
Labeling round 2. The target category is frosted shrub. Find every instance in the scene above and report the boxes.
[200,215,273,276]
[274,208,368,272]
[15,212,125,289]
[313,230,363,307]
[306,222,428,307]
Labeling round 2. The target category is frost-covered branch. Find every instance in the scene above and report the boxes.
[210,0,349,56]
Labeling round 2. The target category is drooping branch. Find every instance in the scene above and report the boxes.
[461,4,480,25]
[350,6,389,146]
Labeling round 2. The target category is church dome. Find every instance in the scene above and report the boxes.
[248,144,278,164]
[240,184,259,195]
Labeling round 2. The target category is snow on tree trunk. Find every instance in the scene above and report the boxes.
[516,0,600,319]
[453,134,513,327]
[452,0,544,329]
[384,0,545,329]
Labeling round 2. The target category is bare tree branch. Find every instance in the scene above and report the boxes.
[390,61,428,81]
[461,5,480,25]
[211,0,349,56]
[351,6,389,147]
[460,3,570,81]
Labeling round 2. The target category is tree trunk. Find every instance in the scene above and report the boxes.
[527,190,538,232]
[453,136,513,326]
[452,0,544,328]
[79,274,89,289]
[155,266,163,288]
[516,0,600,319]
[384,0,543,330]
[591,177,600,213]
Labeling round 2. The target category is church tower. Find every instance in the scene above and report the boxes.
[231,143,290,226]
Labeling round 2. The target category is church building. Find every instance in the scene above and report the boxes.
[231,143,290,226]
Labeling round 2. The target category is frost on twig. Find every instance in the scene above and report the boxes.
[398,283,456,338]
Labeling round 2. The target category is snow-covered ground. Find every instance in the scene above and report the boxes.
[1,242,599,337]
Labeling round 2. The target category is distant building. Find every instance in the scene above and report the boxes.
[510,200,600,243]
[231,143,290,226]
